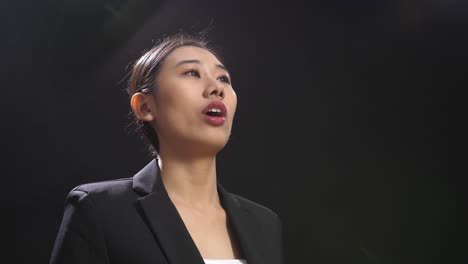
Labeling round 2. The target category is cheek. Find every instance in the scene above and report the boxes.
[155,87,199,121]
[227,90,238,117]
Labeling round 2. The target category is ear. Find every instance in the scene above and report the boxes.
[130,93,155,122]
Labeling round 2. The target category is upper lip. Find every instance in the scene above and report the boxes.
[202,100,227,117]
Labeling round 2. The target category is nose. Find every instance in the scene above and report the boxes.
[203,77,225,99]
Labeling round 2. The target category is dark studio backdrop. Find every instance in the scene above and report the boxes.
[5,0,467,263]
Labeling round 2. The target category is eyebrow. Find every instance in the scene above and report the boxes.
[175,59,230,75]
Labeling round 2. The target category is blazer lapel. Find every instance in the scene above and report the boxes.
[133,159,266,264]
[137,192,205,264]
[218,185,266,264]
[133,159,204,264]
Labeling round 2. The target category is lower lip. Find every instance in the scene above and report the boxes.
[202,114,226,126]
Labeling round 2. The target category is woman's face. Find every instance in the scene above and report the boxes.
[150,46,237,156]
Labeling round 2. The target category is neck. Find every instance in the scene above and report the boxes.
[157,150,220,210]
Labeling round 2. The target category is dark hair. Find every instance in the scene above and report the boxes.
[127,33,222,157]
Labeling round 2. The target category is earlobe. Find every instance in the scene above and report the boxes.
[143,113,154,121]
[130,93,155,121]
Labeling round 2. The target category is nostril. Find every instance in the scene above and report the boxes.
[210,89,223,97]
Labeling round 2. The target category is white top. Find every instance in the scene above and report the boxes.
[204,259,247,264]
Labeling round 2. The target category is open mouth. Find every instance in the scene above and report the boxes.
[205,108,224,117]
[202,101,227,117]
[202,101,227,125]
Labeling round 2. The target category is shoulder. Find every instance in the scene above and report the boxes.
[70,177,133,195]
[65,177,134,207]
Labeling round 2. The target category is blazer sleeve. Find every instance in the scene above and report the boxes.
[276,215,284,264]
[270,212,284,264]
[49,189,109,264]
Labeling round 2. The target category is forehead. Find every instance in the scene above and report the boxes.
[163,46,222,67]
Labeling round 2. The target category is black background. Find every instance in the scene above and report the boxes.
[5,0,467,263]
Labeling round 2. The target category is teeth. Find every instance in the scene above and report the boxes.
[208,108,221,113]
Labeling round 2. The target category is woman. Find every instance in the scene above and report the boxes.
[50,33,284,264]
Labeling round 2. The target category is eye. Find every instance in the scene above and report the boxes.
[184,69,200,77]
[218,75,231,84]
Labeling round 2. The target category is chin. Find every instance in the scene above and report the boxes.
[197,136,230,155]
[182,128,232,155]
[208,139,229,153]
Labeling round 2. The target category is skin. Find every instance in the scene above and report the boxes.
[130,46,240,259]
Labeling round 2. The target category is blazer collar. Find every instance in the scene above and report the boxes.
[132,159,265,264]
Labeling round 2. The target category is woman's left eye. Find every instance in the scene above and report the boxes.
[218,75,231,84]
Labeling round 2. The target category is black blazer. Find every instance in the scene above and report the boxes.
[50,159,284,264]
